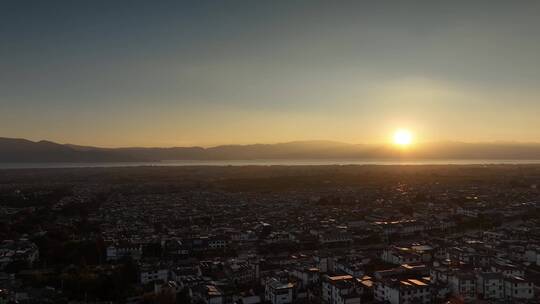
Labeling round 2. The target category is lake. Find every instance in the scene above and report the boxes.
[2,159,540,169]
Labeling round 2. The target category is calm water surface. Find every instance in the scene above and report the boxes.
[2,159,540,169]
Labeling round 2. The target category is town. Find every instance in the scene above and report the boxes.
[1,165,540,303]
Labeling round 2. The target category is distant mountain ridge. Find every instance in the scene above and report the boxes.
[2,137,540,162]
[0,137,137,162]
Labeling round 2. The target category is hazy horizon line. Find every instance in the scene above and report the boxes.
[4,136,540,149]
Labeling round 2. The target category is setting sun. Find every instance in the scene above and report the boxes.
[393,129,413,146]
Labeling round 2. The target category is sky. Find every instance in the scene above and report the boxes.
[1,0,540,147]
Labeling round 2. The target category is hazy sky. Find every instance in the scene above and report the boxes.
[1,1,540,147]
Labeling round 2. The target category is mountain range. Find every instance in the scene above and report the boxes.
[2,137,540,163]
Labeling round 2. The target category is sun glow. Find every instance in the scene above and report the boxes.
[393,129,413,146]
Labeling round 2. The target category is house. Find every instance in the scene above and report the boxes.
[0,240,39,269]
[171,261,201,283]
[265,278,294,304]
[476,272,504,300]
[449,272,476,302]
[430,267,450,284]
[106,243,142,261]
[225,259,257,285]
[289,267,320,288]
[376,220,425,236]
[140,265,169,284]
[334,260,364,278]
[410,245,435,262]
[193,284,224,304]
[381,246,421,265]
[456,207,479,218]
[208,236,229,249]
[374,277,431,304]
[504,276,534,300]
[524,247,540,264]
[322,275,361,304]
[319,230,353,245]
[316,254,335,273]
[490,261,524,277]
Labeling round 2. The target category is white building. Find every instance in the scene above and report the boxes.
[289,267,320,288]
[140,267,169,284]
[322,275,361,304]
[208,238,227,249]
[319,230,352,245]
[491,261,524,278]
[194,285,224,304]
[524,247,540,264]
[106,244,142,261]
[265,278,294,304]
[374,277,431,304]
[504,276,534,300]
[381,246,421,265]
[316,255,335,273]
[430,267,450,284]
[449,273,476,302]
[334,260,364,278]
[476,272,504,300]
[456,207,479,218]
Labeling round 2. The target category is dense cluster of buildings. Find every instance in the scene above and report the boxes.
[1,166,540,303]
[91,216,540,304]
[0,240,39,271]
